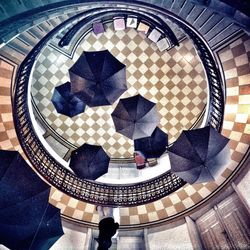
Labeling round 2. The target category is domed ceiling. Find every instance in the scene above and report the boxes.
[0,1,249,228]
[31,23,207,159]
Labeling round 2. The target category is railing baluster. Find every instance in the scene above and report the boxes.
[12,4,224,206]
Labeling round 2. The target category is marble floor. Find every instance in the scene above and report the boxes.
[31,23,207,158]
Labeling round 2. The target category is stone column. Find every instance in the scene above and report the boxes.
[185,216,204,250]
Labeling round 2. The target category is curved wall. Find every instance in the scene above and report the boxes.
[0,0,249,244]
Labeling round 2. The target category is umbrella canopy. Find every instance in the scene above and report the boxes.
[51,81,86,117]
[69,50,127,107]
[70,143,110,180]
[0,150,64,250]
[168,126,230,184]
[111,94,160,140]
[134,127,168,158]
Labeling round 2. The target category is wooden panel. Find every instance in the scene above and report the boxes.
[217,194,250,249]
[196,193,250,250]
[196,209,232,250]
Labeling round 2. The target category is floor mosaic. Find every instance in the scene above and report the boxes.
[32,23,207,158]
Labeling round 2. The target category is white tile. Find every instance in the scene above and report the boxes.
[198,187,210,198]
[166,206,177,216]
[225,68,238,79]
[137,22,150,34]
[130,215,140,224]
[223,121,234,130]
[68,198,79,208]
[184,185,197,196]
[156,38,170,52]
[137,205,147,214]
[235,113,248,123]
[148,212,159,221]
[229,131,242,141]
[225,104,238,114]
[239,95,250,104]
[84,203,95,213]
[227,86,239,96]
[169,193,181,204]
[126,17,137,28]
[148,29,161,43]
[235,142,249,154]
[113,18,125,31]
[182,197,195,208]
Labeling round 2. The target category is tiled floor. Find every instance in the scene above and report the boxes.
[1,32,249,228]
[0,59,21,152]
[48,34,250,226]
[32,23,207,158]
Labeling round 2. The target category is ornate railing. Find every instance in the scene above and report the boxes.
[13,3,225,206]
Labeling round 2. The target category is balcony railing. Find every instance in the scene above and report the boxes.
[13,4,225,206]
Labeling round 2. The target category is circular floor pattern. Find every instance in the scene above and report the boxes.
[32,23,207,159]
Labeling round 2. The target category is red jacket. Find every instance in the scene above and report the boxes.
[135,154,146,165]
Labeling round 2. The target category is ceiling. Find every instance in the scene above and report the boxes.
[0,0,249,228]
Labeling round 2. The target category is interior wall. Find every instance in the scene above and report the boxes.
[147,223,193,250]
[118,236,145,250]
[235,163,250,209]
[51,220,89,250]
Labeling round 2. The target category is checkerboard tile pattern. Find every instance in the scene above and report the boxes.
[2,30,249,227]
[0,58,22,152]
[0,56,225,226]
[32,23,207,158]
[48,34,250,226]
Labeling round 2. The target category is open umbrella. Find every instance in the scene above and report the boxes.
[0,150,64,250]
[168,126,230,184]
[134,127,168,158]
[51,81,86,117]
[111,94,160,140]
[70,143,110,180]
[69,50,127,107]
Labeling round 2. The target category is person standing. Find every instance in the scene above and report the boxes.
[96,206,119,250]
[134,151,147,169]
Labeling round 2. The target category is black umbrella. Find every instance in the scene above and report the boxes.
[111,94,160,140]
[69,50,127,107]
[51,81,86,117]
[70,143,110,180]
[134,127,168,158]
[0,150,64,250]
[168,126,230,184]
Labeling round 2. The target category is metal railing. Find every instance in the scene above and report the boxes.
[13,3,225,206]
[58,9,179,47]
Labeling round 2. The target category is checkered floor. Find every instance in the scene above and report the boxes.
[0,33,249,226]
[48,34,250,226]
[0,59,21,152]
[31,23,207,158]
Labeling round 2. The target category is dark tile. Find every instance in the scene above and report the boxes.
[174,202,186,212]
[161,197,172,207]
[232,44,246,57]
[0,68,12,78]
[157,209,167,219]
[138,214,149,223]
[129,207,138,215]
[145,203,155,213]
[223,59,236,70]
[226,96,239,104]
[226,77,239,87]
[231,151,244,162]
[239,85,250,94]
[237,64,250,76]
